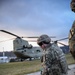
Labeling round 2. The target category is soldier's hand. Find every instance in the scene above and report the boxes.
[41,63,47,69]
[41,62,45,66]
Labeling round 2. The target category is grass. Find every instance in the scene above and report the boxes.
[0,60,41,75]
[65,53,75,65]
[0,53,75,75]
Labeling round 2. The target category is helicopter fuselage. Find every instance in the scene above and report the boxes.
[13,37,43,59]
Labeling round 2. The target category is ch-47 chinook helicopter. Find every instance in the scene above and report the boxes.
[0,30,43,61]
[0,30,56,61]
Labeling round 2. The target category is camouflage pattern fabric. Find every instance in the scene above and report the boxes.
[41,43,68,75]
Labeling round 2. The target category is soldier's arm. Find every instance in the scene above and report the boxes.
[44,50,53,69]
[57,48,68,74]
[59,54,68,73]
[52,44,68,74]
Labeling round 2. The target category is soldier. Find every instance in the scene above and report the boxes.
[37,34,68,75]
[70,0,75,12]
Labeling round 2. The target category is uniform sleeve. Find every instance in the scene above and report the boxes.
[52,44,68,74]
[44,49,54,68]
[56,47,68,74]
[59,53,68,73]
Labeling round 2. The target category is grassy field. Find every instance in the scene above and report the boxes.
[0,53,75,75]
[0,60,41,75]
[65,53,75,64]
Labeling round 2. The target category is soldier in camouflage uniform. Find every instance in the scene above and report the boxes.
[37,34,68,75]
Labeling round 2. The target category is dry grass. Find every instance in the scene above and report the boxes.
[0,53,75,75]
[65,53,75,65]
[0,60,41,75]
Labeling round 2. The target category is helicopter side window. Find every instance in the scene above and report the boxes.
[24,50,26,52]
[23,45,27,49]
[21,51,24,53]
[36,50,41,52]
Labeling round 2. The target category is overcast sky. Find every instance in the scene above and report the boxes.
[0,0,75,51]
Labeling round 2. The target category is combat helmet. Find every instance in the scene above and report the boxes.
[37,34,51,45]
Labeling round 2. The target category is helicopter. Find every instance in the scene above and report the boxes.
[0,30,43,61]
[0,30,56,61]
[1,29,75,61]
[1,27,75,61]
[70,0,75,12]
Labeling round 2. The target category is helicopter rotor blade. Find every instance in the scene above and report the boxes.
[56,37,68,41]
[22,37,39,38]
[22,36,56,38]
[0,30,56,39]
[57,41,67,46]
[0,30,20,38]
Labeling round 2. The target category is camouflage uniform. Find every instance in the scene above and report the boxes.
[37,34,68,75]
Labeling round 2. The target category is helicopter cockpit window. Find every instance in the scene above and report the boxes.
[36,50,41,52]
[27,44,32,49]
